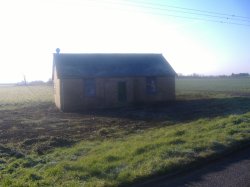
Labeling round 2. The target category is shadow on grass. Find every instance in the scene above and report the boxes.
[78,97,250,123]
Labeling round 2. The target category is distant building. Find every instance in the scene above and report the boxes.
[52,53,176,111]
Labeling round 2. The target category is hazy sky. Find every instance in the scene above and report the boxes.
[0,0,249,83]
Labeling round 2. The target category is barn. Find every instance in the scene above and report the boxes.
[53,53,176,111]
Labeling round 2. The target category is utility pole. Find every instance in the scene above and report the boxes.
[23,75,27,85]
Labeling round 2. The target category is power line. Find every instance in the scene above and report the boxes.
[155,12,250,27]
[126,0,250,20]
[88,0,250,27]
[120,2,250,23]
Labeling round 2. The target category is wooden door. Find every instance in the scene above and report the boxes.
[118,81,127,102]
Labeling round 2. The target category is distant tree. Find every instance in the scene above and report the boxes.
[231,73,249,77]
[47,78,53,85]
[29,80,45,85]
[176,73,183,77]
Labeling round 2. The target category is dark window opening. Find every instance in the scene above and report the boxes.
[146,77,157,94]
[118,81,127,102]
[85,79,96,97]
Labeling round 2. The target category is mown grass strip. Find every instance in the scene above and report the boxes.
[1,112,250,187]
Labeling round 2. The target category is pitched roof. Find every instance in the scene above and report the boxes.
[53,53,176,78]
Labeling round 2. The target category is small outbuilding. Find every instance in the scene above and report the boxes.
[52,53,176,111]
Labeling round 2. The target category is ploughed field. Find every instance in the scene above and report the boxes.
[0,77,250,186]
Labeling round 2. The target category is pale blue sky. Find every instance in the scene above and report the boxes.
[0,0,249,83]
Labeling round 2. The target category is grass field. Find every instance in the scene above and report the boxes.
[0,85,53,110]
[176,77,250,99]
[0,78,250,186]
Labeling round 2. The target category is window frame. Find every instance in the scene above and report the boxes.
[146,77,157,95]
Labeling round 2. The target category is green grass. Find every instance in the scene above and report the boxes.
[0,78,250,186]
[1,113,250,186]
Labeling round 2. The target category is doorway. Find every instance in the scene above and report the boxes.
[118,81,127,102]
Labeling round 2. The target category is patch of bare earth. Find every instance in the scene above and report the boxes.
[0,103,155,154]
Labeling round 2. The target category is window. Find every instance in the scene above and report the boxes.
[146,77,157,94]
[85,79,96,97]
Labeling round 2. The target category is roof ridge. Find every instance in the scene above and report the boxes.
[54,53,163,55]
